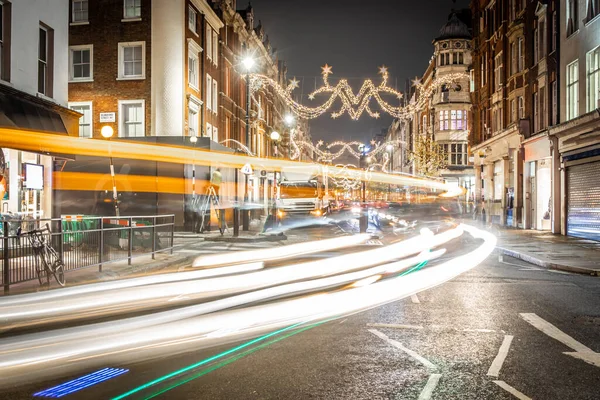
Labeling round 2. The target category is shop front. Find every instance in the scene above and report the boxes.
[523,134,553,231]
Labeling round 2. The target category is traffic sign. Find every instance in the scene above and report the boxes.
[241,163,253,175]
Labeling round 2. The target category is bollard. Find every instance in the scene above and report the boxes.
[233,207,240,237]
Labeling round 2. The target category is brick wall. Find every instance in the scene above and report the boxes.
[68,0,152,138]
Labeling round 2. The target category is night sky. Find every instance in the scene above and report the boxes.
[245,0,470,143]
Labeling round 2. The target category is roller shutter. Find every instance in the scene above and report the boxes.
[566,161,600,241]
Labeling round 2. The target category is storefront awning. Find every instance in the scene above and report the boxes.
[0,84,79,135]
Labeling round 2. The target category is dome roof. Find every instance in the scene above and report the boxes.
[435,12,471,41]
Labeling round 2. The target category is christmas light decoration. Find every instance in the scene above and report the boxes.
[250,66,468,120]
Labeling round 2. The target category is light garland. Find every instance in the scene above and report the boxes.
[251,66,469,120]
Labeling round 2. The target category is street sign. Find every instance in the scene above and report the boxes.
[99,112,116,123]
[241,163,253,175]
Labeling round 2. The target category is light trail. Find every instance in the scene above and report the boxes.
[0,224,495,388]
[0,128,457,193]
[0,228,461,328]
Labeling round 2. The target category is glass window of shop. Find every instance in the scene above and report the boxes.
[0,148,51,219]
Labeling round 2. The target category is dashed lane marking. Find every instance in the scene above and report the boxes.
[487,335,514,377]
[417,374,442,400]
[367,323,424,330]
[369,329,437,371]
[493,381,532,400]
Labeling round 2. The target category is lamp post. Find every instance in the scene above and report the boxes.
[358,144,368,233]
[270,131,281,228]
[101,125,119,217]
[242,55,255,231]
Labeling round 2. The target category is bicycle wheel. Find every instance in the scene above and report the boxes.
[35,258,48,286]
[52,261,66,287]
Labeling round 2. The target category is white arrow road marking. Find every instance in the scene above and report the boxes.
[493,381,532,400]
[411,294,421,303]
[520,313,600,367]
[487,335,514,377]
[369,329,437,371]
[417,374,442,400]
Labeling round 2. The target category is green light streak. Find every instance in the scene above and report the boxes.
[143,323,322,400]
[112,322,304,400]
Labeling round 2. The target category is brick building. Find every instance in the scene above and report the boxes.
[470,0,559,229]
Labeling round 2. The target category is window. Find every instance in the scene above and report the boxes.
[552,80,558,125]
[118,42,145,79]
[123,0,141,19]
[206,74,212,111]
[72,0,88,23]
[213,126,218,141]
[510,41,517,75]
[587,46,600,112]
[188,6,197,33]
[533,28,538,64]
[69,45,92,81]
[188,51,198,89]
[481,53,487,87]
[533,92,539,132]
[567,0,578,36]
[538,19,546,60]
[567,60,579,120]
[212,30,218,66]
[551,12,557,52]
[470,69,475,92]
[439,110,467,131]
[119,100,144,137]
[224,65,230,97]
[511,99,516,122]
[38,25,53,97]
[586,0,600,22]
[212,78,218,115]
[69,102,92,138]
[448,143,467,165]
[422,115,427,133]
[0,0,11,82]
[518,96,525,119]
[518,37,524,72]
[540,86,547,130]
[206,25,212,62]
[439,110,449,130]
[494,53,503,91]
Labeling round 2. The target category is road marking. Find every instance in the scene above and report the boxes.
[518,267,543,271]
[520,313,600,368]
[368,329,437,370]
[339,319,347,324]
[548,270,573,275]
[519,313,593,353]
[417,374,442,400]
[493,380,532,400]
[487,335,514,377]
[364,239,384,246]
[463,328,498,333]
[367,323,424,330]
[411,294,421,303]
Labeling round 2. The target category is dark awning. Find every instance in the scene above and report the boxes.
[0,84,79,134]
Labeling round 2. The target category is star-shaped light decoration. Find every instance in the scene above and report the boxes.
[397,92,404,99]
[321,64,333,75]
[373,112,380,119]
[378,66,388,75]
[288,77,299,90]
[370,140,376,146]
[317,140,324,147]
[412,77,421,87]
[308,94,315,100]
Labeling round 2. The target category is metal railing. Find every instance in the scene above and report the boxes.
[1,215,175,293]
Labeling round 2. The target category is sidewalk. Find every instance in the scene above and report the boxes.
[488,226,600,276]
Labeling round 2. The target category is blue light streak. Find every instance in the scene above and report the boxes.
[34,367,129,398]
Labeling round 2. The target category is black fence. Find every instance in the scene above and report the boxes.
[1,215,175,293]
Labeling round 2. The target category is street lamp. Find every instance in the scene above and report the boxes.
[242,54,255,231]
[270,131,281,141]
[386,143,394,200]
[284,114,295,126]
[101,125,119,217]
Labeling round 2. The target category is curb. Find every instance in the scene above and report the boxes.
[496,246,600,276]
[203,234,287,243]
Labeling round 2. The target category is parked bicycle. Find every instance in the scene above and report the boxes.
[17,224,66,287]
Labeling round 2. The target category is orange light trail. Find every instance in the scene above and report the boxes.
[0,128,456,193]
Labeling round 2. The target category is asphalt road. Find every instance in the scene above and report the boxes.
[2,220,600,400]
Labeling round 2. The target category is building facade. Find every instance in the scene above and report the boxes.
[0,0,80,219]
[470,0,559,229]
[549,0,600,240]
